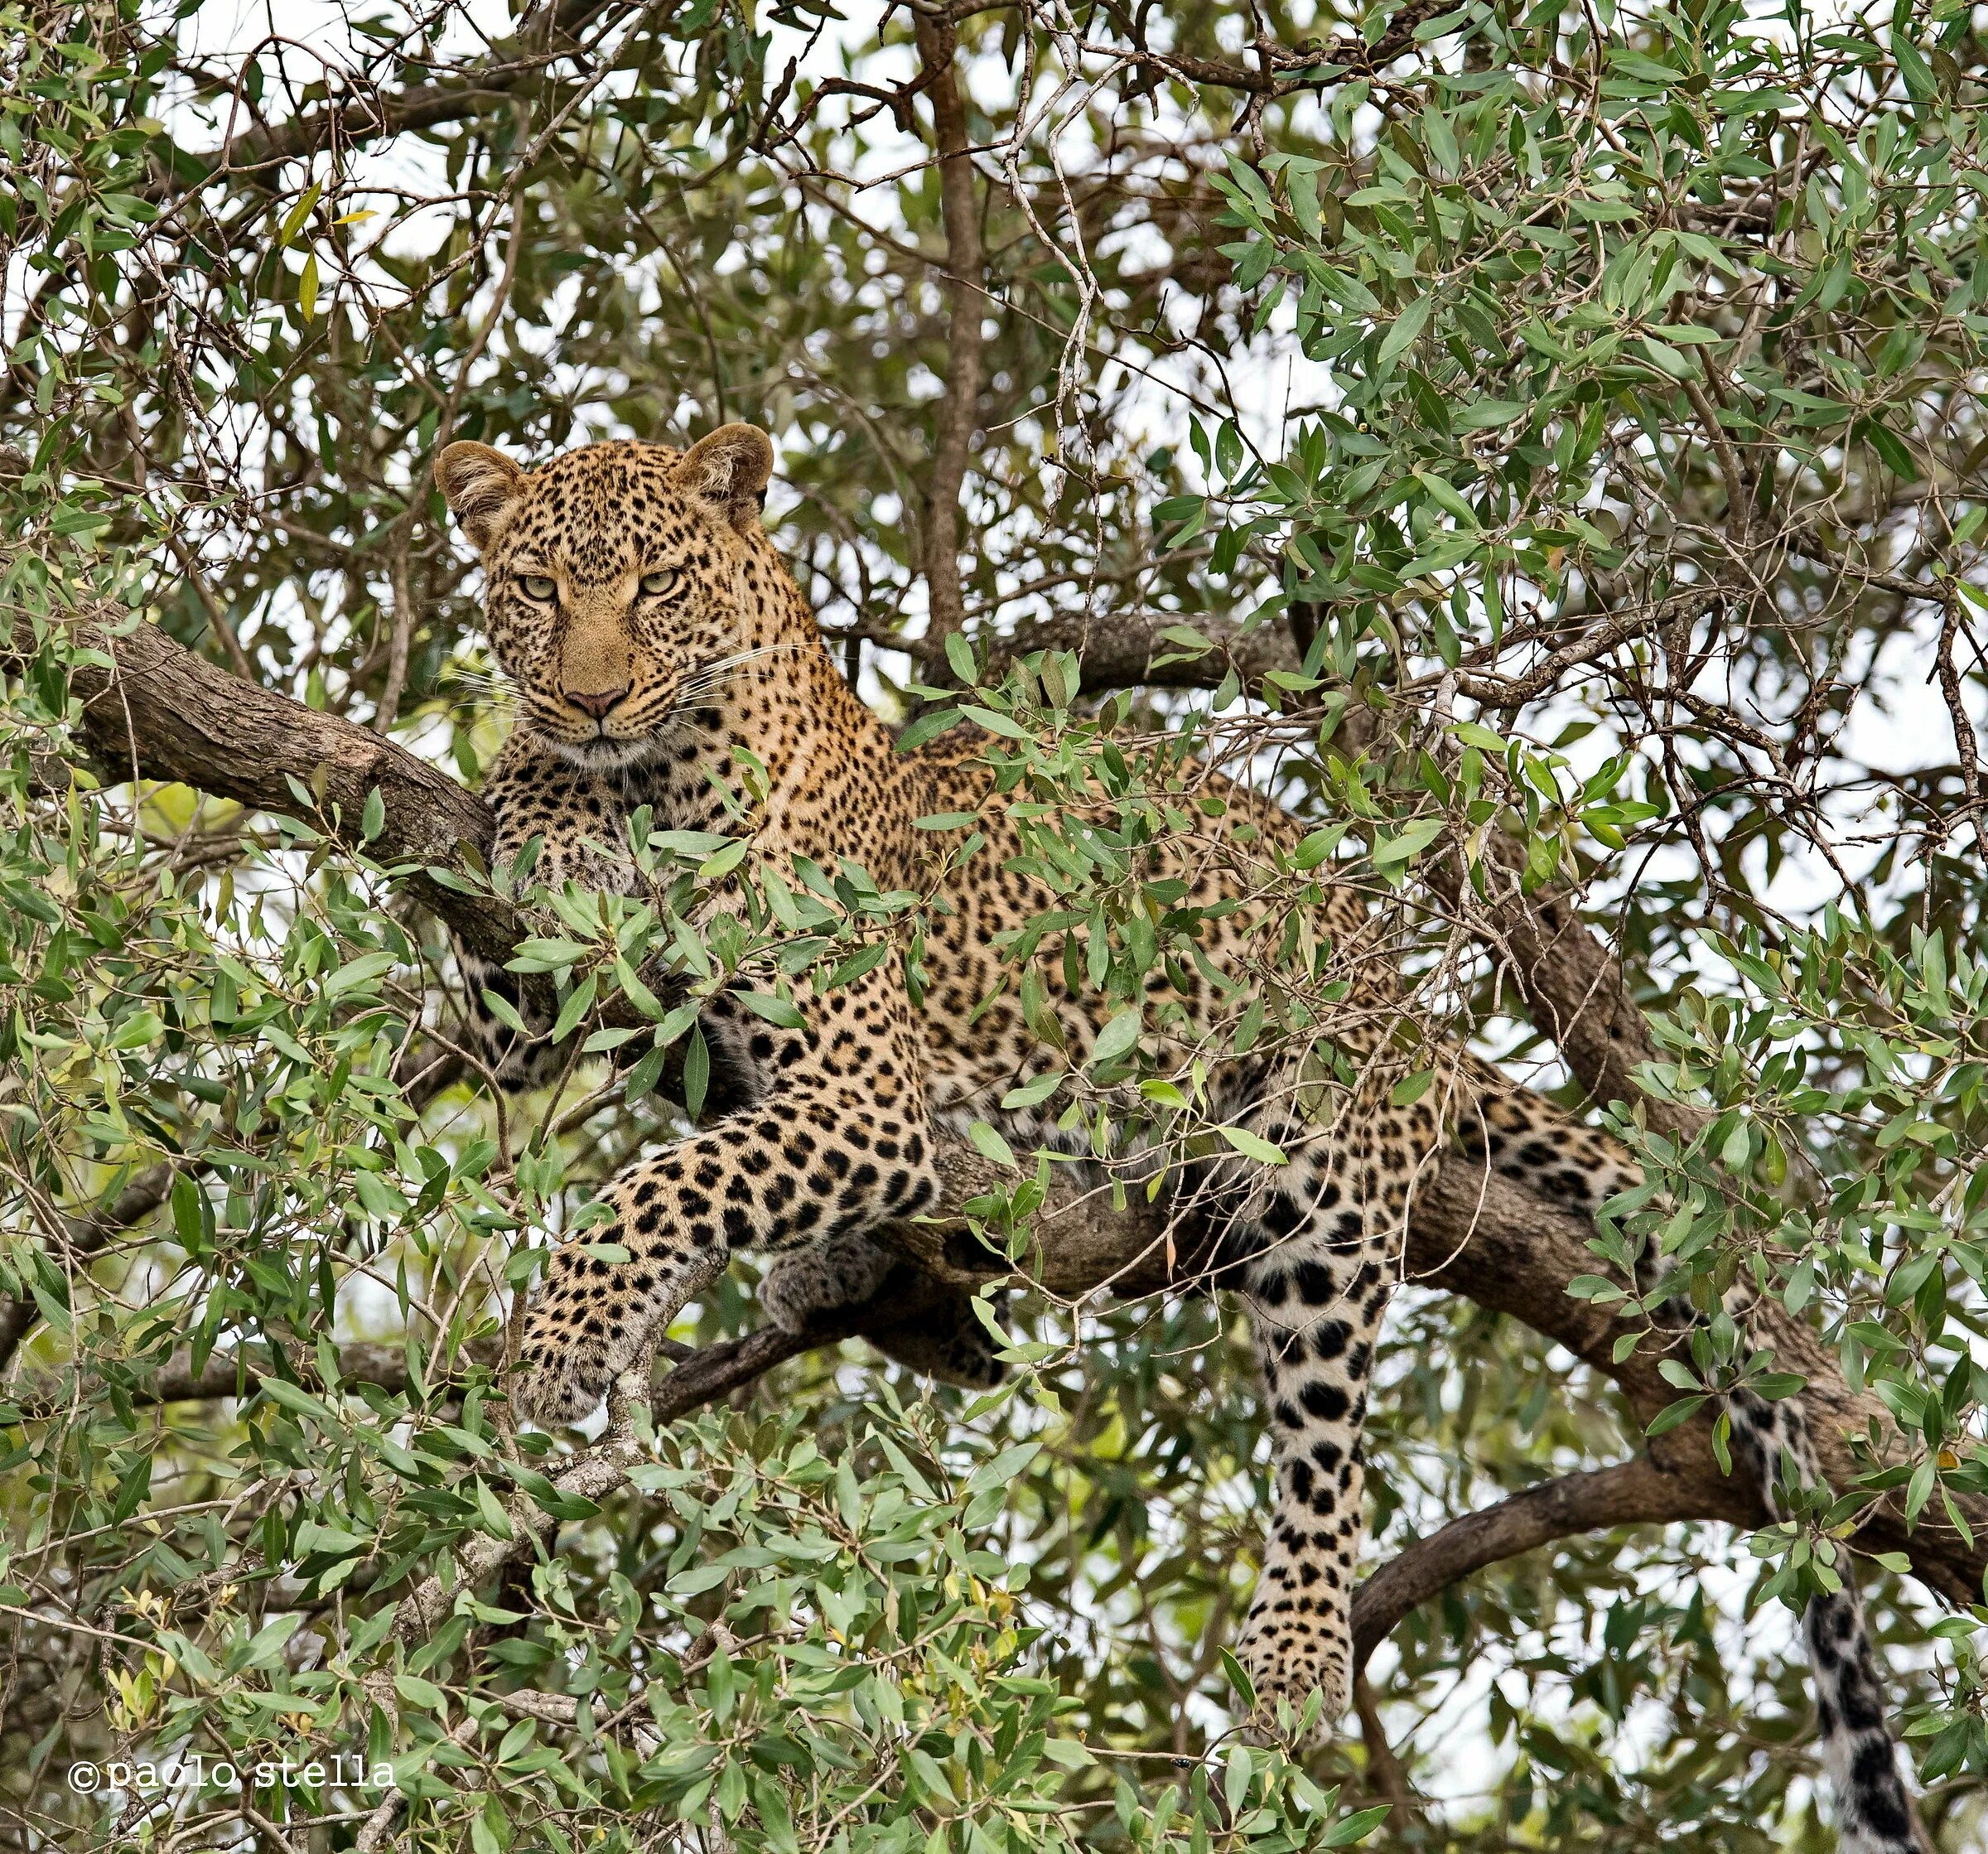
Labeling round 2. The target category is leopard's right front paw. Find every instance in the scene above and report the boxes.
[509,1258,652,1426]
[510,1325,618,1427]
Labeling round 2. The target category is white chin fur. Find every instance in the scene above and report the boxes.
[534,728,666,772]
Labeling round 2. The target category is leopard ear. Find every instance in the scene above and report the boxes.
[673,424,774,532]
[437,441,526,553]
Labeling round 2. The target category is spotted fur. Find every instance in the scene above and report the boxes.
[436,433,1915,1840]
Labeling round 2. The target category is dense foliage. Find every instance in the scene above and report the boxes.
[2,0,1986,1849]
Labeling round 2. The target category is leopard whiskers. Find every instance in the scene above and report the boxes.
[658,642,803,722]
[441,661,519,707]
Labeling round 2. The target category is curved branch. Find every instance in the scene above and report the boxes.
[1349,1458,1734,1672]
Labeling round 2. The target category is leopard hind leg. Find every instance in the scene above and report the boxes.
[1192,1089,1431,1739]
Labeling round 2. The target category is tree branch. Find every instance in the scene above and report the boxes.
[37,608,516,965]
[910,12,986,673]
[1348,1458,1731,1671]
[1427,833,1712,1147]
[982,606,1302,693]
[0,1162,176,1374]
[164,0,623,193]
[18,605,1982,1662]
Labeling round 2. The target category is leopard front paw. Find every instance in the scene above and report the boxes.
[509,1253,655,1426]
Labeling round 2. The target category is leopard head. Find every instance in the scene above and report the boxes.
[437,428,776,769]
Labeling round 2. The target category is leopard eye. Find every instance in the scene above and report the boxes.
[519,574,557,602]
[639,567,681,599]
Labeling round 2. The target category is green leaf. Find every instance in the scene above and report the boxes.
[1376,292,1434,369]
[507,936,591,974]
[550,970,597,1043]
[170,1173,205,1253]
[1452,398,1527,431]
[275,184,321,247]
[393,1672,446,1712]
[735,990,805,1029]
[895,707,961,752]
[1040,1737,1094,1770]
[683,1025,710,1121]
[1370,817,1445,867]
[258,1378,334,1423]
[472,1479,515,1540]
[1749,1372,1807,1402]
[324,950,397,997]
[1890,28,1936,100]
[823,939,891,989]
[1220,1124,1287,1166]
[1645,1395,1707,1437]
[1324,1807,1393,1847]
[961,704,1029,740]
[480,988,529,1036]
[614,957,663,1020]
[1001,1071,1062,1109]
[1906,1456,1937,1525]
[1087,1007,1143,1069]
[109,1010,163,1050]
[1293,826,1342,871]
[967,1120,1019,1169]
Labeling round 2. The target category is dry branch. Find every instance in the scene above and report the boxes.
[163,0,622,192]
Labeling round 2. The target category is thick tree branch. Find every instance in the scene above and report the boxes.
[983,606,1303,693]
[36,609,517,966]
[18,606,1982,1659]
[1427,837,1709,1147]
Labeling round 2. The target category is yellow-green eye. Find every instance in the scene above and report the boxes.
[519,574,557,601]
[639,567,680,598]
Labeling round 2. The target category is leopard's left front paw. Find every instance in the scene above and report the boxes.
[509,1228,676,1426]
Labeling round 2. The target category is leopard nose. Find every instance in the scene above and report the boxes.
[564,684,630,721]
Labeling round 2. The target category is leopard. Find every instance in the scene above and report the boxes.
[433,427,1918,1852]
